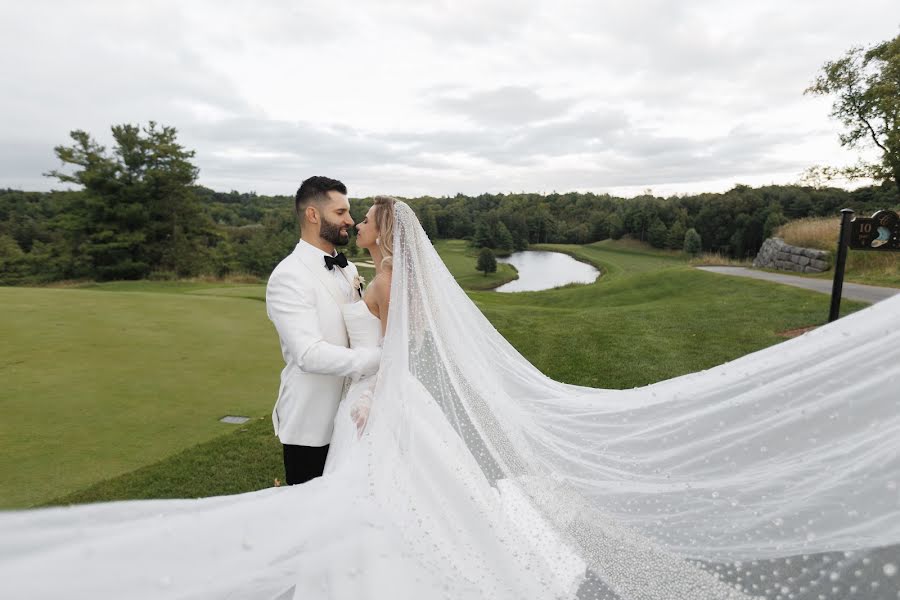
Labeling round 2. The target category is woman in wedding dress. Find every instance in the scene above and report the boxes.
[2,198,899,600]
[321,195,390,473]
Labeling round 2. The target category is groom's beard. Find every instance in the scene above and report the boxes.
[320,217,350,247]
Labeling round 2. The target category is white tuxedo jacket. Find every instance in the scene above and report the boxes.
[266,242,372,446]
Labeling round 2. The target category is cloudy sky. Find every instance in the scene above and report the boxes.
[2,0,898,198]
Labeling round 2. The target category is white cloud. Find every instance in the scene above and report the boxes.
[3,0,899,197]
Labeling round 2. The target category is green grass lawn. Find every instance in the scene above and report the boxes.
[4,239,869,508]
[535,239,684,280]
[0,285,279,508]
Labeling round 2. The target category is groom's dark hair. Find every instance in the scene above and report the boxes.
[295,176,347,222]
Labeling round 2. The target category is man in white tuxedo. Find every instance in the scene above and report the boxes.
[266,176,381,485]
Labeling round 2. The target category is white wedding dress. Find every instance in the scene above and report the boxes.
[1,201,899,600]
[322,299,383,474]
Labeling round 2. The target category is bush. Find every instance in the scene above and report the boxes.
[147,270,178,281]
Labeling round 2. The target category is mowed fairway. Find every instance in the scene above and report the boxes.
[466,241,866,388]
[1,285,277,508]
[3,239,868,508]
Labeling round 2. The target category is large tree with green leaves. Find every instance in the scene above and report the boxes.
[805,33,900,201]
[47,122,209,279]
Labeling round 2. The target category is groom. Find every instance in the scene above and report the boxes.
[266,176,381,485]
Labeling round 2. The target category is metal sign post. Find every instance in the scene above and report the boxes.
[828,209,854,322]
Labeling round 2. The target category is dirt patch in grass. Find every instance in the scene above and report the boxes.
[776,324,820,338]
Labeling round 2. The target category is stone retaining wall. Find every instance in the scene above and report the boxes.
[752,237,830,273]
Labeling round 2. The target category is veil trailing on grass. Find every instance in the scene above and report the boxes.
[363,201,900,599]
[0,201,897,599]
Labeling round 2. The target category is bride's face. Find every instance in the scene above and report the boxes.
[355,205,379,250]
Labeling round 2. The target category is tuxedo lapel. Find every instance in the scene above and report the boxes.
[337,262,361,300]
[293,246,348,306]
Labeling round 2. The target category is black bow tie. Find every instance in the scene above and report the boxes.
[324,252,348,270]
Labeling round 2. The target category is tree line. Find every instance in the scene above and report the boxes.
[420,183,896,256]
[2,149,896,286]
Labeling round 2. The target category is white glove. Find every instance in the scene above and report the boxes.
[350,388,374,437]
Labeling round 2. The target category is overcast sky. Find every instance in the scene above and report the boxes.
[2,1,898,198]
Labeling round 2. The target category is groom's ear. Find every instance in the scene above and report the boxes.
[303,205,320,228]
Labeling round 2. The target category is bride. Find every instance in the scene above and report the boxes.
[322,195,391,472]
[1,198,899,600]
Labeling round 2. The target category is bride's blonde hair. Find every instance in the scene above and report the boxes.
[372,195,396,271]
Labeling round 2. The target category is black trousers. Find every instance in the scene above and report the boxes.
[282,443,330,485]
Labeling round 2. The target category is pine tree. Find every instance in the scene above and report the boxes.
[419,205,438,240]
[666,220,687,249]
[46,123,207,279]
[683,228,702,256]
[647,217,669,248]
[495,222,514,252]
[0,234,27,284]
[472,217,492,248]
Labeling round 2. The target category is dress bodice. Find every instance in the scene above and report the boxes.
[341,300,383,349]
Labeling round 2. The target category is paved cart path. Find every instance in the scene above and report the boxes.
[696,266,899,304]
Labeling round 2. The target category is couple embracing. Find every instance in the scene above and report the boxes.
[2,174,898,599]
[266,176,395,484]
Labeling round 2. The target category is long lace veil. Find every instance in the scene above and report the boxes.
[366,201,900,599]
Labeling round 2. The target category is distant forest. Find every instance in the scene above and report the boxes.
[2,181,897,285]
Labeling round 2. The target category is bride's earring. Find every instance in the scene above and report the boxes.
[375,237,380,246]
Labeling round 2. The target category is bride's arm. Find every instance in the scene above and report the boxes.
[371,270,392,335]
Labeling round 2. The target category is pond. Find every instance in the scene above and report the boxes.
[495,251,600,293]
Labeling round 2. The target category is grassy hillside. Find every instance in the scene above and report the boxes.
[469,241,860,388]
